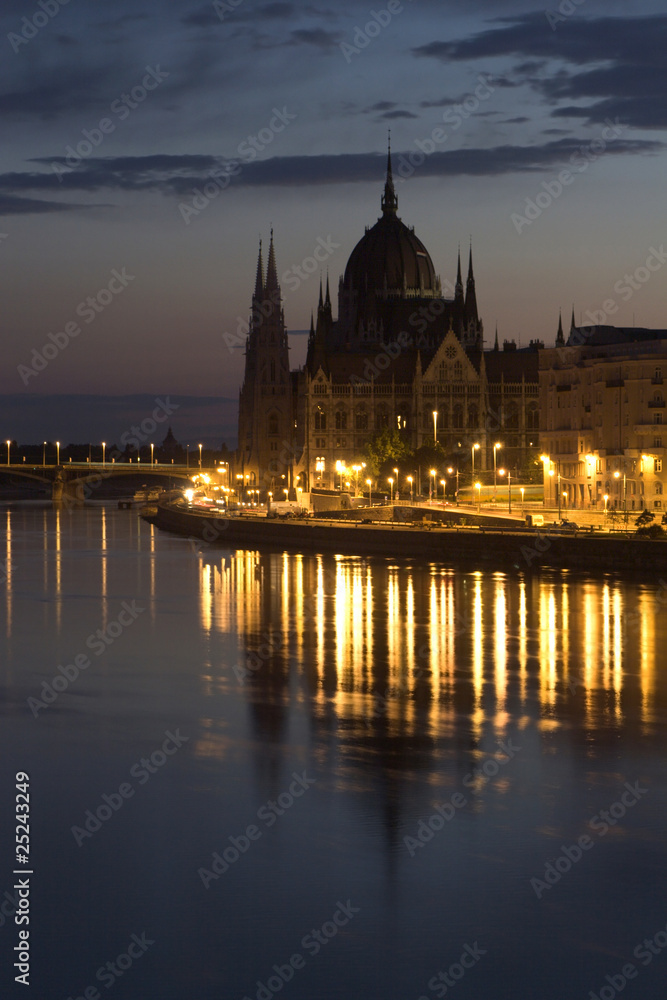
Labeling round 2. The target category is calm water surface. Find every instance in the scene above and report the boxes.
[1,504,666,1000]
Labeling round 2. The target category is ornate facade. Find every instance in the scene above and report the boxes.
[237,151,540,492]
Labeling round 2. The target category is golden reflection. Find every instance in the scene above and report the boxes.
[54,507,62,630]
[193,549,658,733]
[4,511,11,638]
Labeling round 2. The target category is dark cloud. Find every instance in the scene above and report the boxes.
[413,14,667,129]
[378,110,419,120]
[182,1,295,27]
[6,134,659,213]
[287,27,340,49]
[366,101,398,112]
[0,194,93,216]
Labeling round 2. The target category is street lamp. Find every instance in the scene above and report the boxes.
[448,466,459,504]
[102,442,106,467]
[6,440,10,466]
[366,478,372,507]
[493,442,502,498]
[199,444,202,470]
[432,410,438,444]
[520,487,525,512]
[56,441,60,466]
[388,477,394,503]
[603,493,609,515]
[440,478,446,500]
[150,443,154,467]
[186,444,189,469]
[471,442,480,488]
[407,475,413,503]
[429,469,436,504]
[499,468,512,512]
[43,441,46,467]
[475,481,481,512]
[614,470,627,526]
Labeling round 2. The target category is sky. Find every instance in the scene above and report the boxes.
[2,0,667,447]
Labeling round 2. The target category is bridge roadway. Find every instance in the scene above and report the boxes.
[0,462,218,502]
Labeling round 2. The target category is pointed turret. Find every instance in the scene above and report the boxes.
[556,309,565,347]
[381,137,398,216]
[455,247,464,303]
[265,229,279,294]
[570,306,576,332]
[325,274,331,309]
[253,240,264,300]
[464,243,478,324]
[494,324,499,351]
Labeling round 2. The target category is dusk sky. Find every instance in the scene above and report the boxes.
[2,0,667,446]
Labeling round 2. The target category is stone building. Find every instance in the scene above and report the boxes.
[236,150,541,493]
[539,315,667,511]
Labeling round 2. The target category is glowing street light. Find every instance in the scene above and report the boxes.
[520,486,525,512]
[407,475,413,503]
[102,442,106,467]
[603,493,609,514]
[198,443,203,470]
[432,410,438,444]
[475,481,481,512]
[493,442,502,497]
[440,478,446,500]
[614,470,628,525]
[56,441,60,466]
[499,468,512,512]
[150,443,154,467]
[448,466,459,504]
[43,441,46,467]
[388,477,394,503]
[471,442,480,486]
[429,468,436,504]
[6,440,10,466]
[366,478,372,507]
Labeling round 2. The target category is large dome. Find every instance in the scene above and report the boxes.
[342,152,438,295]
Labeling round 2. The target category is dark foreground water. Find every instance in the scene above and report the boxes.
[1,504,666,1000]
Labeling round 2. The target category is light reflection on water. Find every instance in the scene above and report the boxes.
[1,505,666,1000]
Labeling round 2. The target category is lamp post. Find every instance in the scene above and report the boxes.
[56,441,60,466]
[43,441,46,467]
[6,440,10,466]
[520,486,525,512]
[603,493,609,515]
[388,477,394,503]
[475,482,481,512]
[407,475,413,503]
[557,471,562,519]
[366,478,372,507]
[186,444,189,469]
[432,410,438,444]
[448,466,459,504]
[102,442,106,467]
[440,478,446,500]
[493,442,502,498]
[150,443,154,467]
[471,443,480,496]
[199,444,202,470]
[429,469,436,504]
[508,470,512,513]
[614,470,627,526]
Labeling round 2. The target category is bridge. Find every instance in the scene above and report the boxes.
[0,463,226,503]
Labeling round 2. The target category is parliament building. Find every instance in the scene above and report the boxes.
[236,150,541,493]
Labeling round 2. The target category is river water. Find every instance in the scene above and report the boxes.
[1,504,666,1000]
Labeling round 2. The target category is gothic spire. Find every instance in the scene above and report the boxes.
[325,273,331,308]
[570,305,576,331]
[455,246,464,301]
[318,276,323,310]
[254,239,264,299]
[494,323,499,351]
[381,134,398,216]
[556,309,565,347]
[464,242,478,323]
[265,228,279,293]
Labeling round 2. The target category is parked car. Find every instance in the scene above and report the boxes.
[557,519,579,531]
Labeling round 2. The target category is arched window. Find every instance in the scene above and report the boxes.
[453,404,463,429]
[453,361,462,380]
[527,403,539,430]
[270,360,276,382]
[505,402,519,429]
[355,408,368,431]
[335,410,347,430]
[268,413,278,436]
[377,407,389,429]
[314,407,326,431]
[468,404,478,428]
[656,483,663,495]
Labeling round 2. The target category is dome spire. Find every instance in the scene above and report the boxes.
[381,132,398,216]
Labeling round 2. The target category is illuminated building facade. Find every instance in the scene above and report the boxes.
[237,151,540,492]
[539,316,667,511]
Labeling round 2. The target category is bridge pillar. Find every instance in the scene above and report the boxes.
[51,473,84,506]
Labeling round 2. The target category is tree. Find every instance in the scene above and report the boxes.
[364,427,409,476]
